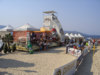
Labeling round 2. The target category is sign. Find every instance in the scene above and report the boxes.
[68,48,81,57]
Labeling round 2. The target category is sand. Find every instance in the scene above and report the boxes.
[0,47,76,75]
[92,46,100,75]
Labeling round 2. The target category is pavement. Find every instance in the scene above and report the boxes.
[75,46,100,75]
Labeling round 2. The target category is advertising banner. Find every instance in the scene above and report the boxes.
[68,48,81,57]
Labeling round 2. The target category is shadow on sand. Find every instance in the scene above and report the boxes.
[0,53,9,56]
[38,49,64,54]
[0,72,12,75]
[0,58,34,68]
[0,58,36,74]
[33,46,65,54]
[24,70,37,73]
[75,49,98,75]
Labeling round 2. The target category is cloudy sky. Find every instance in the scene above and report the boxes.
[0,0,100,35]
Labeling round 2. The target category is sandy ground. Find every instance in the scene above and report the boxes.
[75,46,100,75]
[0,47,76,75]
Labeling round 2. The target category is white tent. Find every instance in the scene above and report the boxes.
[77,34,83,38]
[14,23,38,31]
[74,34,78,38]
[0,25,13,31]
[65,33,69,37]
[65,33,70,39]
[70,33,75,38]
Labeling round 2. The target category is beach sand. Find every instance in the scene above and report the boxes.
[0,47,76,75]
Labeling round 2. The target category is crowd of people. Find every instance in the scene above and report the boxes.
[65,38,98,69]
[66,38,97,54]
[30,32,53,50]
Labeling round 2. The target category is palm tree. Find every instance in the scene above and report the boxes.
[2,33,13,53]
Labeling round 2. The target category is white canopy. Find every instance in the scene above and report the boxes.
[70,33,75,38]
[14,23,38,31]
[65,33,69,37]
[0,25,13,31]
[77,34,83,38]
[74,34,78,38]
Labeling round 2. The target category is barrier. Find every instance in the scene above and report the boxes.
[53,59,77,75]
[83,46,89,56]
[58,44,93,75]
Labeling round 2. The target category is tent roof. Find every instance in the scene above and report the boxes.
[0,25,13,31]
[77,34,83,37]
[70,33,75,38]
[14,23,39,31]
[74,34,78,38]
[43,11,56,14]
[65,33,69,37]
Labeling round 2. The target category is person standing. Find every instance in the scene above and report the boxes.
[93,39,95,45]
[88,40,91,52]
[44,40,47,50]
[39,41,43,50]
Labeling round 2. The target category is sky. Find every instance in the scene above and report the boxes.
[0,0,100,35]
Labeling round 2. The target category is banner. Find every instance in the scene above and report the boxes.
[68,48,81,57]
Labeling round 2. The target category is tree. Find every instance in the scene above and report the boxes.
[3,43,8,54]
[2,33,13,53]
[12,44,16,52]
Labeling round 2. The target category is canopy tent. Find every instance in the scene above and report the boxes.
[65,33,69,37]
[70,33,75,39]
[0,25,13,38]
[74,34,78,38]
[77,34,84,38]
[14,23,38,31]
[0,25,13,31]
[65,33,70,39]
